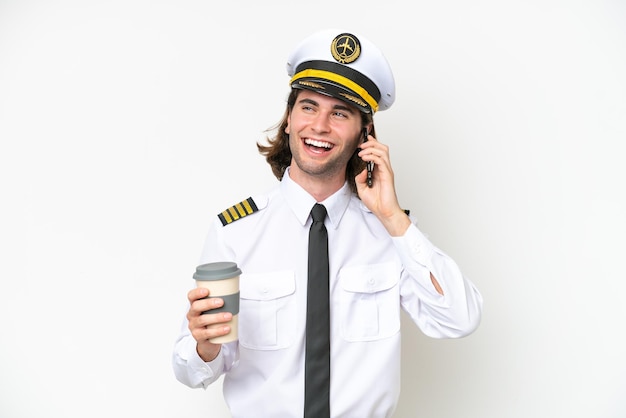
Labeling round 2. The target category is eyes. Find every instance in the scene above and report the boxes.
[297,100,354,120]
[332,109,350,119]
[299,104,348,119]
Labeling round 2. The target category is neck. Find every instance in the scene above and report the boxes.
[287,166,346,202]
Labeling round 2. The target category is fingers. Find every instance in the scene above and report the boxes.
[193,309,230,362]
[187,287,233,343]
[358,137,390,167]
[192,310,233,342]
[187,286,209,303]
[355,167,368,185]
[355,136,403,220]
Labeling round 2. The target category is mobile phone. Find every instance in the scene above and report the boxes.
[362,128,373,187]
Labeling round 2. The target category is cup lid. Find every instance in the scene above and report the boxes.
[193,261,242,281]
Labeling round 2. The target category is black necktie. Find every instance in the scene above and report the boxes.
[304,203,330,418]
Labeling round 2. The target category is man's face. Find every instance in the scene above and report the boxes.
[286,89,363,183]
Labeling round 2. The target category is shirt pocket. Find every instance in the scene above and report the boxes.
[338,262,401,342]
[239,271,296,350]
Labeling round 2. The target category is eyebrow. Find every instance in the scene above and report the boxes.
[297,97,356,114]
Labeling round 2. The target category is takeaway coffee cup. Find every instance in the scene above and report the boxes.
[193,261,241,344]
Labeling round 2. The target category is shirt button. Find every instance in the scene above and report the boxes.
[262,288,269,294]
[368,278,375,285]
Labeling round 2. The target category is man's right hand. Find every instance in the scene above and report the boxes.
[186,287,233,362]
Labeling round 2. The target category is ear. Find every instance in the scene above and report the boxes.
[285,116,291,134]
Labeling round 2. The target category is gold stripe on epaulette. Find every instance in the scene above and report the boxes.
[218,197,259,226]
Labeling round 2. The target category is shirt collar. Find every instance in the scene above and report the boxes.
[280,167,352,229]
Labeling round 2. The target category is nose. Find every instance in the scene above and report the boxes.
[310,112,331,133]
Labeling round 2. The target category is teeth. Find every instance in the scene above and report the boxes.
[305,138,333,149]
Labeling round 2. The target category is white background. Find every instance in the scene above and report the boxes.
[1,1,625,417]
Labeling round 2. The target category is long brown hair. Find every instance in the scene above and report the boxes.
[257,89,375,194]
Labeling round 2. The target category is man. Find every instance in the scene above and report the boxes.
[173,29,483,417]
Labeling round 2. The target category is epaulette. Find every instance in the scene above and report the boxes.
[218,197,259,226]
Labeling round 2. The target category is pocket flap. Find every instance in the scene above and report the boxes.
[240,271,295,301]
[340,263,399,293]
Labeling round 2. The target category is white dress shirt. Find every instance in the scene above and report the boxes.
[172,169,483,418]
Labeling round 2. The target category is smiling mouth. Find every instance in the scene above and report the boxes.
[304,138,334,151]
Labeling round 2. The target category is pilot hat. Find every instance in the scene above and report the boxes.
[286,29,395,113]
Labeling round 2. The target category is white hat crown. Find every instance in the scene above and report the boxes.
[286,29,395,113]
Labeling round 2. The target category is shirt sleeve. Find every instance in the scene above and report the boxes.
[171,219,239,389]
[171,315,226,389]
[392,223,483,338]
